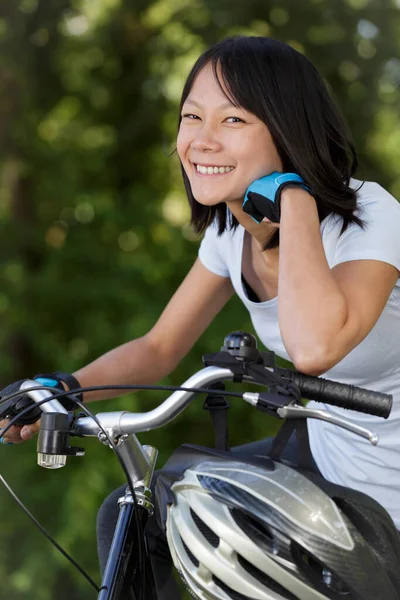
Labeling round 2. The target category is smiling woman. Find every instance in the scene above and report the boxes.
[170,36,400,599]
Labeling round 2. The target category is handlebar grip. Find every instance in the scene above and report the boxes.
[277,368,392,419]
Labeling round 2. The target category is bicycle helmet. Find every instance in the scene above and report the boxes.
[165,458,400,600]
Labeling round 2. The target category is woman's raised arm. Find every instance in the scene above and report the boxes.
[73,258,234,401]
[278,188,399,375]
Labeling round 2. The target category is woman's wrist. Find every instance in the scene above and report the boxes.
[280,185,318,220]
[280,184,315,204]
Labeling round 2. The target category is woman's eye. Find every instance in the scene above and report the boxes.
[181,113,199,120]
[226,116,244,123]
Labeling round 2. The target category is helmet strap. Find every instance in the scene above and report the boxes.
[268,419,315,472]
[203,383,230,451]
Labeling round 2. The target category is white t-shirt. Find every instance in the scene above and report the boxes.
[198,179,400,528]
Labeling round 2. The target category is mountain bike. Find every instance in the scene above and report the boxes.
[0,331,398,600]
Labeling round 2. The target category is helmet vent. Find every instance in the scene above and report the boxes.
[190,508,220,548]
[237,555,299,600]
[230,508,280,556]
[231,508,275,542]
[212,575,253,600]
[181,538,200,568]
[291,541,351,596]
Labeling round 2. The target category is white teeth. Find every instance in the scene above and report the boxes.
[196,164,234,174]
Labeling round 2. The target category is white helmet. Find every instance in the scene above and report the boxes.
[165,458,400,600]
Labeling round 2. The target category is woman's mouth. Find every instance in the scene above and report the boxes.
[194,163,235,175]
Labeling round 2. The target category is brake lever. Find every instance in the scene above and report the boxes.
[277,404,379,445]
[242,392,378,445]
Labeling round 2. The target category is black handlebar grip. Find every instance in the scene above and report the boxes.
[277,368,392,419]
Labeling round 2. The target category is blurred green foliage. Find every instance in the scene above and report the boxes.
[0,0,399,598]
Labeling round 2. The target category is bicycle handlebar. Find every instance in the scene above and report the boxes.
[1,330,394,465]
[15,363,390,451]
[277,368,392,418]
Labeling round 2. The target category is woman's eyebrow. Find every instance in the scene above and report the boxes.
[183,98,238,111]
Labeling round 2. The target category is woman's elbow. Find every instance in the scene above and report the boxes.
[290,348,333,376]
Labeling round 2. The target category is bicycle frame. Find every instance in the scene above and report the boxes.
[99,495,156,600]
[98,436,159,600]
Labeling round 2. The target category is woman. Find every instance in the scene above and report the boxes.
[3,36,400,597]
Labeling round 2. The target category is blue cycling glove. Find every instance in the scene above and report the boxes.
[34,371,82,409]
[242,172,310,224]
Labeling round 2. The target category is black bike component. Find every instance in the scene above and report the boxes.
[99,496,156,600]
[204,333,300,402]
[202,350,286,388]
[255,391,299,416]
[268,419,315,472]
[203,383,230,451]
[277,368,392,418]
[0,380,42,426]
[253,390,315,471]
[38,412,84,457]
[221,331,275,365]
[221,331,257,359]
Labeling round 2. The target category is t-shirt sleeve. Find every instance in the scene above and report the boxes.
[198,222,230,277]
[333,184,400,274]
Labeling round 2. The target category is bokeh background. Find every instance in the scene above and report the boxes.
[1,0,400,598]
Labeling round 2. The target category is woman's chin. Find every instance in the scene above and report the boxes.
[194,196,227,207]
[193,193,245,207]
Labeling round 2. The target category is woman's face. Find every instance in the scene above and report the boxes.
[177,62,283,209]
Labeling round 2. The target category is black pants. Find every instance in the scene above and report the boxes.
[96,435,320,600]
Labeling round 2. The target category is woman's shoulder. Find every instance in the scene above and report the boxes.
[322,178,400,234]
[204,218,244,244]
[198,218,244,277]
[320,178,400,269]
[351,178,400,215]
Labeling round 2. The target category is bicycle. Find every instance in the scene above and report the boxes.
[1,331,400,600]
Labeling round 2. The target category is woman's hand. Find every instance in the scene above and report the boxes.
[242,172,309,223]
[0,419,40,443]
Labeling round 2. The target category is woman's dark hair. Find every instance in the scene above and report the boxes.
[179,36,363,249]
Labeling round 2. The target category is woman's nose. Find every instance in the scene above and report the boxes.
[190,125,222,152]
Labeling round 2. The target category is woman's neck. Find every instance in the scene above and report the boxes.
[228,200,279,250]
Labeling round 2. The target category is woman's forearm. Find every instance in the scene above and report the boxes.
[278,188,348,374]
[73,335,176,402]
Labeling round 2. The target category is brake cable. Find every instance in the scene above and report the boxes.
[0,383,246,412]
[0,473,100,592]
